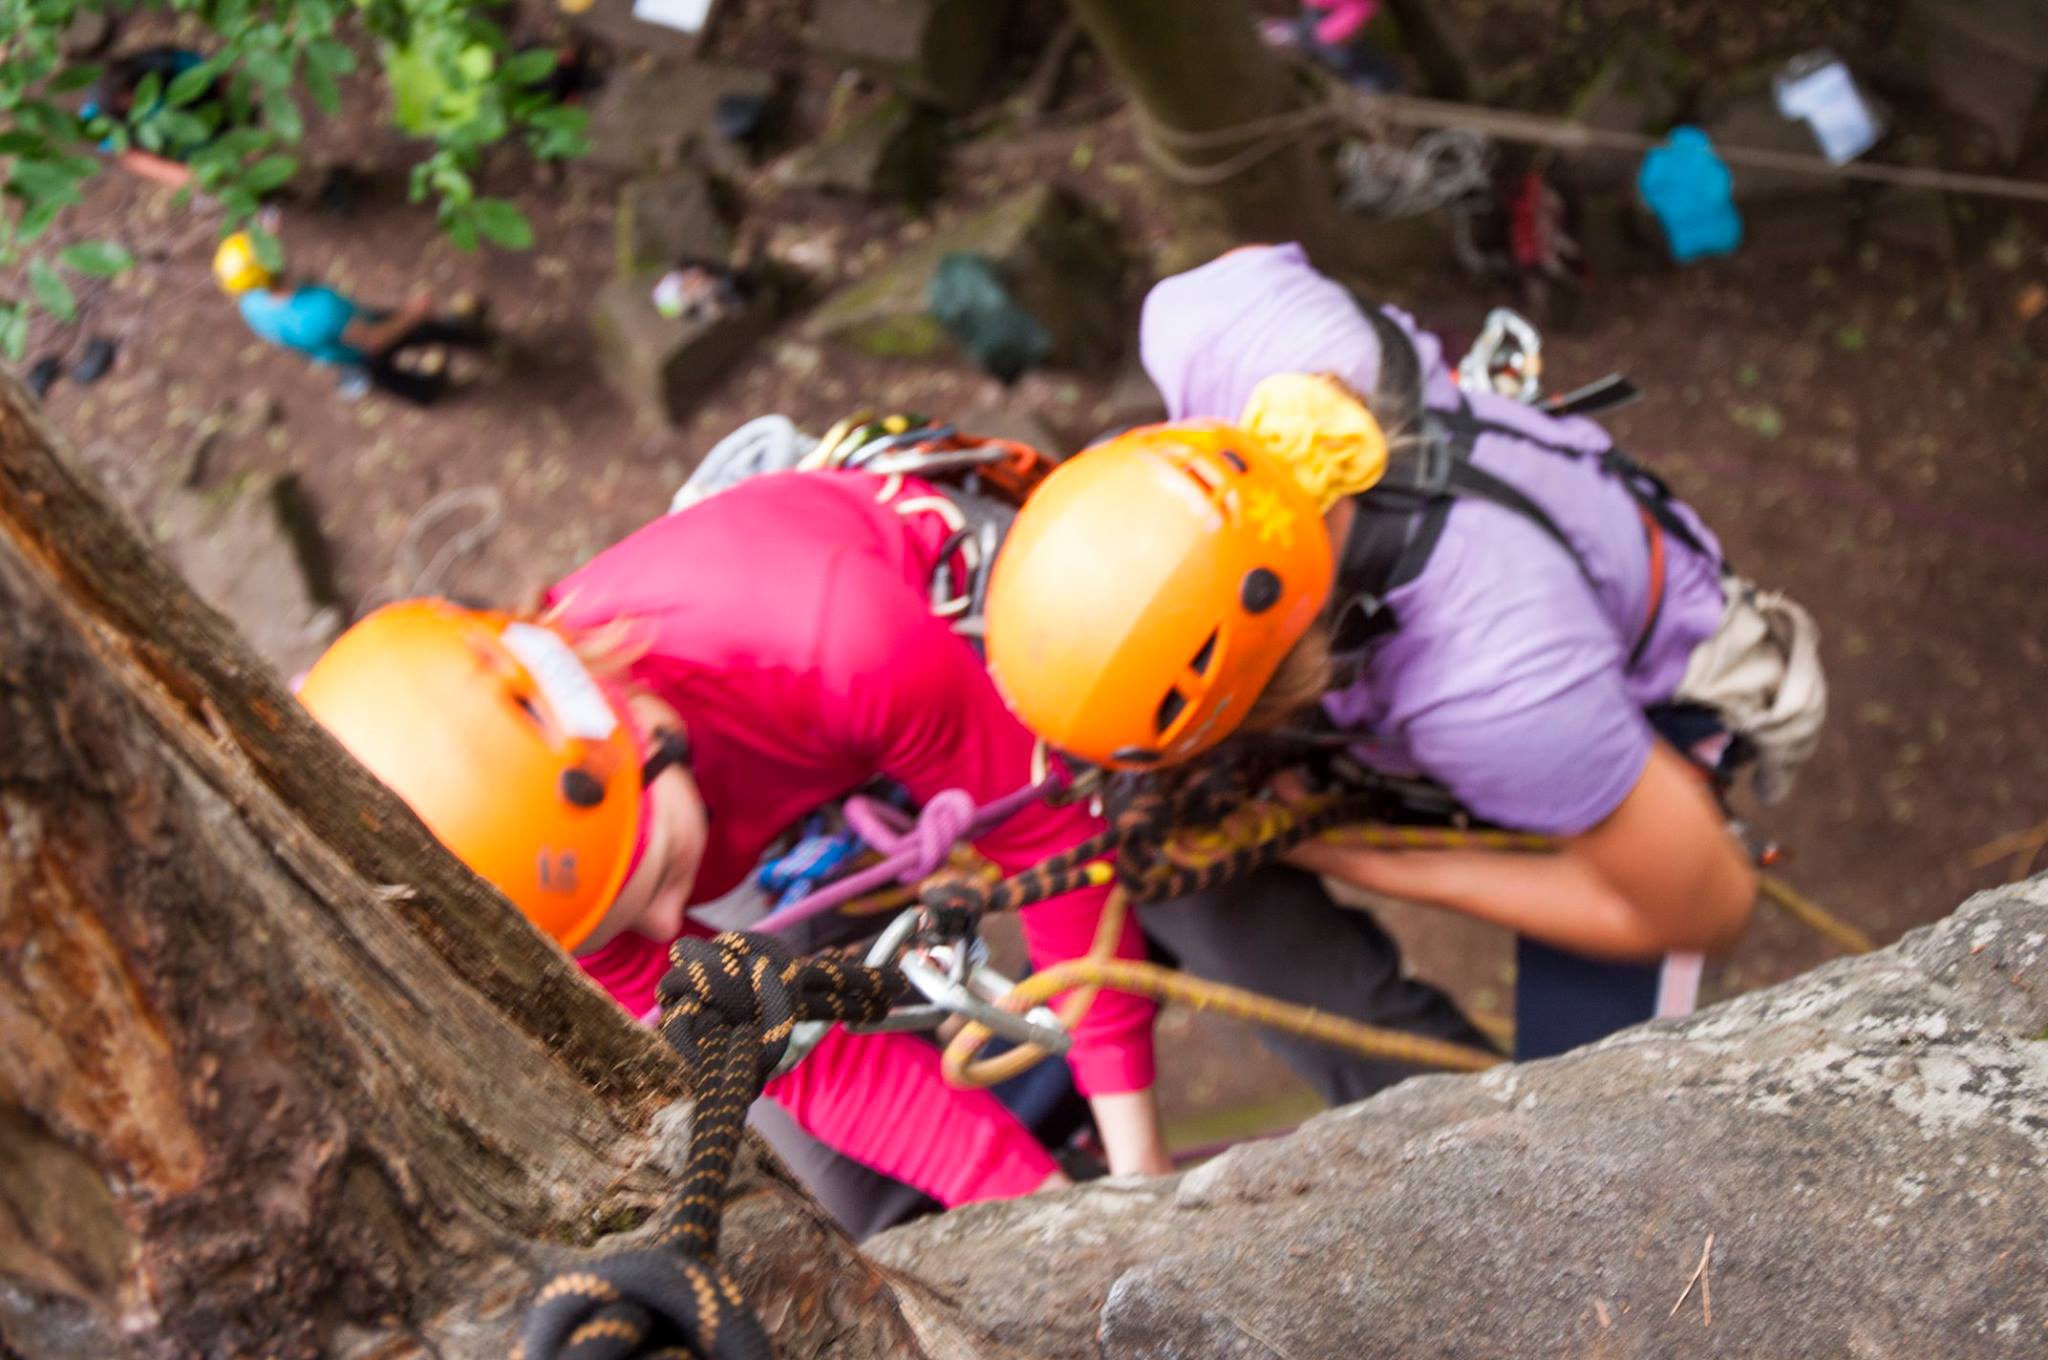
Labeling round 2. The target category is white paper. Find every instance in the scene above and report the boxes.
[631,0,714,34]
[1774,60,1879,165]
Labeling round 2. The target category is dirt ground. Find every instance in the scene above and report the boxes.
[23,1,2048,1147]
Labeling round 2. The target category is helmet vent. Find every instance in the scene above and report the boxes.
[1189,629,1218,675]
[1154,687,1188,733]
[560,768,607,808]
[1219,447,1248,474]
[1240,568,1283,614]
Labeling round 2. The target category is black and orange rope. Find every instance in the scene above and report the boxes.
[518,932,914,1360]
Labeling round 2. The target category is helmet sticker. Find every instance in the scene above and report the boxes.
[502,623,619,743]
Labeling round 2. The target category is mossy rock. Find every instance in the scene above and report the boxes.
[805,185,1122,365]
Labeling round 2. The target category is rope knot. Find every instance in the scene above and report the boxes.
[844,786,979,883]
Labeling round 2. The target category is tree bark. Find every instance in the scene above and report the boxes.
[1061,0,1349,269]
[0,373,1013,1359]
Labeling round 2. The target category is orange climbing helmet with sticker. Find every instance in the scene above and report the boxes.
[297,599,643,950]
[985,422,1336,770]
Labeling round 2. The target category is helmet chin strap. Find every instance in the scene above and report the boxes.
[639,728,692,787]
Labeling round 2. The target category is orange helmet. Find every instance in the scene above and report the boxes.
[986,422,1335,769]
[298,600,643,950]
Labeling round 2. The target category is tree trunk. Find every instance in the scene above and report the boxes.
[0,373,1013,1359]
[1062,0,1349,268]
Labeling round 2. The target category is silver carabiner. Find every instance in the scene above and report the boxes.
[894,948,1071,1054]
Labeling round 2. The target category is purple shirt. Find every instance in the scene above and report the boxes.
[1140,244,1725,835]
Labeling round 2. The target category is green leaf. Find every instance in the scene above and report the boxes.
[131,71,163,115]
[16,200,62,246]
[470,198,532,249]
[211,127,272,160]
[307,38,359,77]
[50,64,104,95]
[60,240,133,276]
[264,91,304,141]
[8,159,84,208]
[0,131,46,157]
[445,212,479,252]
[29,257,75,322]
[241,154,297,192]
[244,49,292,90]
[0,306,28,360]
[501,48,556,86]
[247,224,284,272]
[304,58,340,114]
[166,61,221,109]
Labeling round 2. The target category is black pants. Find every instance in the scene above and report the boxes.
[363,318,488,405]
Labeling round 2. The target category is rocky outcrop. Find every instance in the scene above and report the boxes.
[805,186,1122,366]
[874,879,2048,1358]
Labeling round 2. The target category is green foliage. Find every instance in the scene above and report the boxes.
[0,0,590,357]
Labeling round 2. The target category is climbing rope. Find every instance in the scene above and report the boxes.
[1131,68,2048,206]
[1335,128,1493,217]
[520,931,915,1360]
[518,765,1866,1354]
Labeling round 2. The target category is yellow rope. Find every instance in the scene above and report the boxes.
[944,954,1502,1087]
[1757,873,1874,955]
[924,816,1868,1088]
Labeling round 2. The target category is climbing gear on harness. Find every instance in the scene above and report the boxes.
[212,231,273,295]
[298,600,644,950]
[774,902,1074,1077]
[797,410,1059,630]
[671,415,818,513]
[750,777,1059,934]
[986,423,1335,770]
[521,931,913,1360]
[1455,307,1543,403]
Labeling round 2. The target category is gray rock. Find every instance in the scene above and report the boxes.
[873,879,2048,1359]
[583,60,778,175]
[591,273,778,428]
[1908,0,2048,162]
[805,185,1121,366]
[1562,39,1683,194]
[770,95,942,205]
[154,472,341,679]
[810,0,1013,110]
[616,169,731,277]
[1700,86,1833,203]
[957,404,1064,459]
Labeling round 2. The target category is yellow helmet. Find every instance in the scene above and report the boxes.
[213,232,273,295]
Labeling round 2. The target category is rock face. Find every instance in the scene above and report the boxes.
[873,879,2048,1359]
[617,169,731,276]
[592,274,779,428]
[584,60,779,174]
[810,0,1014,109]
[153,471,340,678]
[805,186,1122,366]
[771,95,943,205]
[1906,0,2048,161]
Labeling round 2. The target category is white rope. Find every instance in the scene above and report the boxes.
[1337,128,1494,217]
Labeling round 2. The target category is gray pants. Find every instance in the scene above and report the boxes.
[748,1098,934,1242]
[1137,864,1497,1105]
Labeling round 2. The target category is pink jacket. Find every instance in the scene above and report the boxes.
[551,471,1157,1205]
